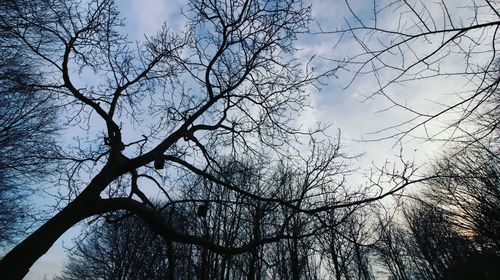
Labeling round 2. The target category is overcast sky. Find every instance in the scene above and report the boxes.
[23,0,493,278]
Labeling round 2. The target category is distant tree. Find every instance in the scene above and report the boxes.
[319,207,375,280]
[426,145,500,250]
[177,158,326,280]
[0,0,58,249]
[374,183,499,280]
[55,209,192,280]
[440,251,500,280]
[374,205,447,280]
[373,217,413,280]
[56,159,331,280]
[177,159,265,280]
[403,201,474,280]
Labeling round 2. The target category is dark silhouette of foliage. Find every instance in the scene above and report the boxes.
[426,145,500,250]
[373,142,499,280]
[440,251,500,280]
[0,0,58,249]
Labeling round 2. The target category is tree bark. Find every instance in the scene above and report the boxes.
[0,164,118,279]
[0,196,96,279]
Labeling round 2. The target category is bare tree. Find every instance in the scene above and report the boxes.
[0,0,430,278]
[405,201,476,280]
[374,194,500,280]
[56,158,329,280]
[328,2,500,275]
[373,218,413,280]
[0,0,59,249]
[177,158,265,280]
[426,145,500,251]
[56,213,189,280]
[318,207,375,280]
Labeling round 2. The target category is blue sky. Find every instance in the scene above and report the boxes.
[22,0,496,278]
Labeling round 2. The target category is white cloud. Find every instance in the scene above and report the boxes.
[117,0,188,39]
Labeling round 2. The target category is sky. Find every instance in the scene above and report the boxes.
[20,0,495,278]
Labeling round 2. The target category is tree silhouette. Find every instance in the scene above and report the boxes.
[55,207,194,280]
[0,1,424,278]
[4,0,490,278]
[426,144,500,255]
[0,0,59,249]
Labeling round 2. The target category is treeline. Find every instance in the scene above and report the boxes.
[56,142,499,280]
[374,144,499,280]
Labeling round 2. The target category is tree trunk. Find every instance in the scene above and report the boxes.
[291,238,301,280]
[167,240,176,279]
[0,163,120,279]
[0,196,94,279]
